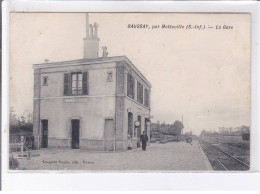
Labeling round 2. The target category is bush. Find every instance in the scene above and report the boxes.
[9,157,19,170]
[10,123,33,134]
[242,133,250,141]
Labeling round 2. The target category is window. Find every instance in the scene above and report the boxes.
[137,82,143,104]
[127,73,135,99]
[43,76,48,86]
[107,72,113,82]
[144,88,150,107]
[72,73,82,95]
[64,72,88,96]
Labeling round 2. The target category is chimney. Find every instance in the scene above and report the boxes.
[89,24,93,37]
[94,23,98,37]
[83,13,100,59]
[102,46,108,58]
[85,13,89,38]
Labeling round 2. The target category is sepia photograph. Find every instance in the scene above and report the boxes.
[8,12,251,171]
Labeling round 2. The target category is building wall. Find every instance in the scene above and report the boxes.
[33,59,151,151]
[40,62,117,97]
[124,97,150,149]
[115,62,125,150]
[39,97,115,149]
[115,62,151,150]
[34,62,117,150]
[33,68,41,149]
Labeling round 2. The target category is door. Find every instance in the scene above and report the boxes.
[41,120,48,148]
[145,118,148,134]
[128,112,133,137]
[137,116,142,138]
[104,119,114,151]
[71,119,80,149]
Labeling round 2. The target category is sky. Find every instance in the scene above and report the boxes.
[10,13,250,135]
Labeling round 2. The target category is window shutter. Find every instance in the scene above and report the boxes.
[137,82,139,102]
[148,90,150,107]
[82,72,89,95]
[140,85,142,102]
[137,82,143,104]
[132,78,135,99]
[144,88,149,107]
[141,85,143,104]
[130,76,133,98]
[64,73,70,96]
[127,73,130,96]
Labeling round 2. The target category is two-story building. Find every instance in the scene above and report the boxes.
[33,14,151,151]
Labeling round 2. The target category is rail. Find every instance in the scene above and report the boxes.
[198,138,250,171]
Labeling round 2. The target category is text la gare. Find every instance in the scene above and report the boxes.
[216,25,233,30]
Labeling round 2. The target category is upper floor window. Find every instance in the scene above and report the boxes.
[127,73,135,99]
[137,82,143,104]
[64,72,88,96]
[43,76,48,86]
[144,88,150,107]
[72,73,82,95]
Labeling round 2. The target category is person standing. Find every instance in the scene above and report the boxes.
[140,131,149,151]
[127,134,132,150]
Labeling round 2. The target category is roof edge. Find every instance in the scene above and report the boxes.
[121,57,152,88]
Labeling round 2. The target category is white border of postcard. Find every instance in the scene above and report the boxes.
[2,0,260,190]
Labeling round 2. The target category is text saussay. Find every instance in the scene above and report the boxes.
[127,24,233,30]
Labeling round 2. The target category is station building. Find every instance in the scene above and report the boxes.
[33,15,151,151]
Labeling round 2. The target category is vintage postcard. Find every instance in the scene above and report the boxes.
[9,13,251,171]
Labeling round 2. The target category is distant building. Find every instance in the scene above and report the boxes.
[33,14,151,151]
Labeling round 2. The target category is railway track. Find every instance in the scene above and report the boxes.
[198,138,250,171]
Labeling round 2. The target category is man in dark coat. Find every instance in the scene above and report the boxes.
[140,131,149,151]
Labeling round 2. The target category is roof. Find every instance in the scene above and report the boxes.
[33,56,152,87]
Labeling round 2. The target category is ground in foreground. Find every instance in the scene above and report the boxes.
[12,141,212,171]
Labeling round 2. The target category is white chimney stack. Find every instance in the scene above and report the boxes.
[94,23,98,37]
[89,24,93,37]
[83,13,100,59]
[86,13,89,38]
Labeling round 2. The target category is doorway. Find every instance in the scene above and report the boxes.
[71,119,80,149]
[145,118,148,134]
[137,116,142,138]
[41,120,48,148]
[128,112,133,137]
[104,119,114,151]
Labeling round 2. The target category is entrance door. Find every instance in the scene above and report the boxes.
[128,112,133,137]
[137,116,142,138]
[41,120,48,148]
[71,119,80,149]
[104,119,114,151]
[145,118,148,134]
[137,116,142,147]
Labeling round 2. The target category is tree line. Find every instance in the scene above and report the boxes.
[200,125,250,137]
[9,107,33,134]
[150,120,184,136]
